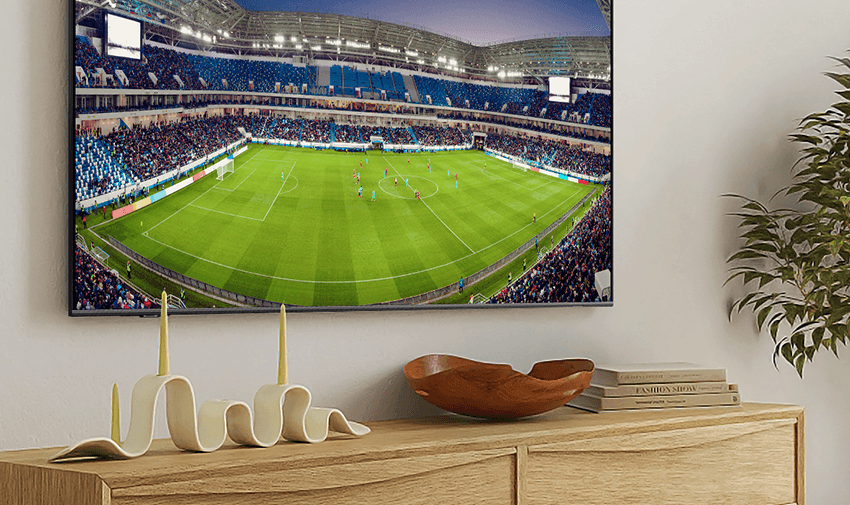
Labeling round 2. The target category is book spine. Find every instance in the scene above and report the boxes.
[588,382,738,397]
[606,369,727,385]
[573,392,741,412]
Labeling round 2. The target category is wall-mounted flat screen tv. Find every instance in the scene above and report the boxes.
[70,0,612,315]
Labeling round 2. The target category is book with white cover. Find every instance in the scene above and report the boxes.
[591,362,726,386]
[586,382,738,398]
[568,391,741,413]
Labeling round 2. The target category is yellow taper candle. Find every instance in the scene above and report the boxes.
[278,304,288,385]
[111,383,120,444]
[158,290,169,376]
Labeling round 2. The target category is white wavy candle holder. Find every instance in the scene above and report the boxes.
[50,299,369,462]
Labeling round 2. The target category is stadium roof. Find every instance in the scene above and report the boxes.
[76,0,610,83]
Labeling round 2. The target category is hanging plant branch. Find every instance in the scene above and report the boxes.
[727,53,850,377]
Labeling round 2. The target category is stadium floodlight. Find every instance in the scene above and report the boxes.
[417,59,424,64]
[312,45,321,51]
[449,58,457,66]
[180,26,192,35]
[405,50,418,57]
[295,44,303,50]
[437,55,446,63]
[497,70,506,79]
[274,35,285,43]
[291,36,297,42]
[223,31,230,38]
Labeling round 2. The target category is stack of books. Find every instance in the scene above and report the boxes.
[568,362,740,413]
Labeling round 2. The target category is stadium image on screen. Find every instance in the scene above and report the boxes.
[71,0,612,313]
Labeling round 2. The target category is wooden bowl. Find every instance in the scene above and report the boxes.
[403,355,594,419]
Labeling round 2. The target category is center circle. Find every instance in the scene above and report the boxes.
[378,175,440,200]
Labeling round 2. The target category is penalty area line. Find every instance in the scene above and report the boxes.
[263,161,296,221]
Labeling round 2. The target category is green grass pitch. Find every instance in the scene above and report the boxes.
[94,145,595,306]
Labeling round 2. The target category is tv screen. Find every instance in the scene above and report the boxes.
[549,76,571,103]
[71,1,612,315]
[105,13,141,60]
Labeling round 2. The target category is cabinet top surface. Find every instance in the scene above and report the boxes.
[0,402,802,479]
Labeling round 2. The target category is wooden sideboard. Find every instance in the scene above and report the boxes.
[0,403,804,505]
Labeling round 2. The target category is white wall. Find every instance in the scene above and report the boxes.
[2,1,850,502]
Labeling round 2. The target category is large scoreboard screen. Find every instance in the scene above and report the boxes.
[549,76,571,103]
[105,13,141,59]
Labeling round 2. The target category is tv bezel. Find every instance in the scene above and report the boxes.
[68,1,613,316]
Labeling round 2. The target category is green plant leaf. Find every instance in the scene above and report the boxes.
[812,327,825,349]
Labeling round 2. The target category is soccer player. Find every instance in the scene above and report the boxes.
[358,186,363,198]
[533,212,536,223]
[126,261,132,280]
[484,162,486,170]
[456,180,458,189]
[459,277,464,293]
[353,168,356,178]
[394,177,397,187]
[360,161,362,168]
[407,157,410,163]
[523,257,527,270]
[455,173,458,181]
[447,169,450,177]
[372,190,376,201]
[405,178,409,186]
[385,167,388,177]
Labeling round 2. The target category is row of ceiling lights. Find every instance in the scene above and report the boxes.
[174,27,586,79]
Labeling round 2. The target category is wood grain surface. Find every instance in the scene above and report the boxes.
[0,403,804,505]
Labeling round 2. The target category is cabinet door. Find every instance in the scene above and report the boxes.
[525,419,798,505]
[110,448,516,505]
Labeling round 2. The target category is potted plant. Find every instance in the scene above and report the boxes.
[727,54,850,376]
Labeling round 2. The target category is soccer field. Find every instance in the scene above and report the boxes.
[95,145,595,306]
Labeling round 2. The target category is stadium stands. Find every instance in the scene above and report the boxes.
[75,135,138,201]
[100,116,244,182]
[489,186,612,304]
[333,123,361,143]
[74,38,611,131]
[301,119,332,143]
[74,244,156,310]
[485,132,611,178]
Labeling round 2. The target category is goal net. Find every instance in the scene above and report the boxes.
[512,161,527,173]
[216,157,235,180]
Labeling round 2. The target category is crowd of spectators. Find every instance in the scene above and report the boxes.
[387,126,415,144]
[409,125,468,146]
[333,123,361,143]
[358,126,389,141]
[485,133,611,179]
[74,244,156,310]
[439,111,609,144]
[262,117,301,141]
[101,115,245,181]
[488,186,612,304]
[301,119,332,143]
[76,36,611,133]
